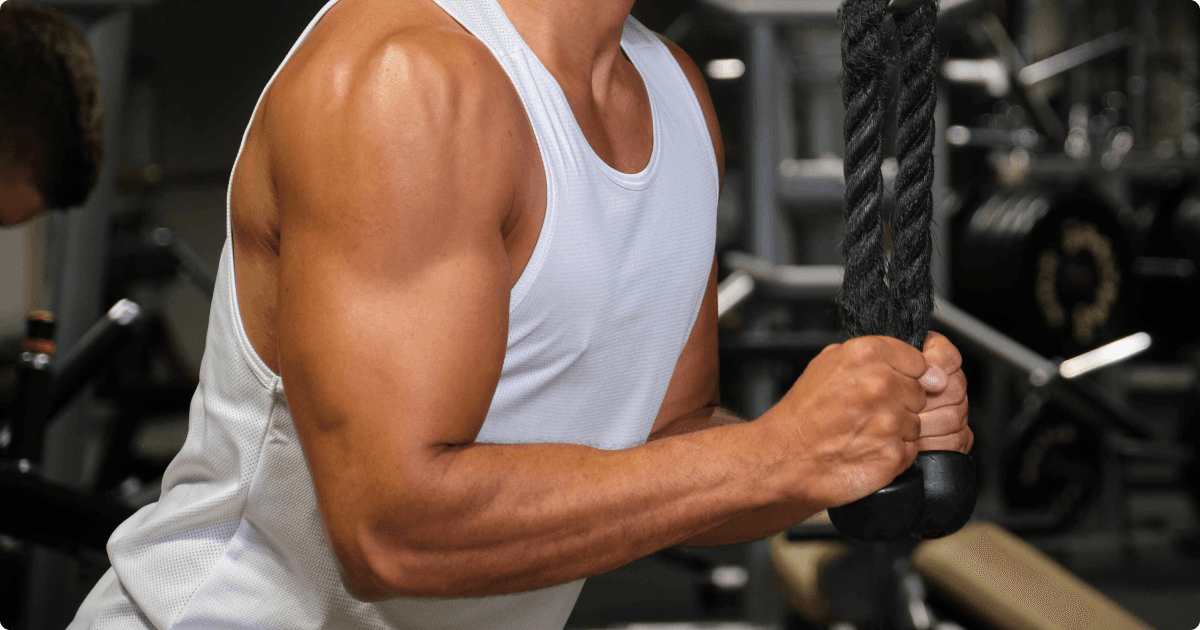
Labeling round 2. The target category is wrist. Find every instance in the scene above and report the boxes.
[739,411,797,508]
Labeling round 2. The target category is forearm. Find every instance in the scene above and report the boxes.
[355,419,788,599]
[648,409,821,547]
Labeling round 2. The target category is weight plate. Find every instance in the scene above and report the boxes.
[955,187,1133,358]
[1001,408,1104,530]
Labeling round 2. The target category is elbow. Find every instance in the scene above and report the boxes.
[333,529,398,602]
[335,522,468,601]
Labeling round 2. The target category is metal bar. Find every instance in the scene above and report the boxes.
[701,0,981,20]
[47,300,143,420]
[717,271,755,320]
[725,252,843,299]
[722,253,1060,379]
[1018,30,1131,87]
[747,19,779,262]
[150,227,217,299]
[775,156,899,208]
[978,12,1066,143]
[702,0,843,21]
[930,298,1059,379]
[12,353,54,466]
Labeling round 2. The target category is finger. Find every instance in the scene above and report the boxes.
[923,332,963,373]
[898,410,923,443]
[897,440,920,472]
[920,366,949,395]
[918,402,968,437]
[896,373,928,414]
[915,427,972,453]
[818,342,842,356]
[874,336,927,379]
[925,373,967,410]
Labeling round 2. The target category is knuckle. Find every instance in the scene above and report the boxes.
[906,414,922,440]
[866,373,891,398]
[907,385,926,410]
[875,410,900,437]
[846,337,873,359]
[882,442,904,467]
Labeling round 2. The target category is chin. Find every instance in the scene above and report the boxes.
[0,180,49,227]
[0,204,47,227]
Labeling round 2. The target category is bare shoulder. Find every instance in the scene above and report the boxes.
[655,34,725,178]
[261,5,527,230]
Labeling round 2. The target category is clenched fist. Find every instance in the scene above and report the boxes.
[760,332,972,512]
[761,335,927,509]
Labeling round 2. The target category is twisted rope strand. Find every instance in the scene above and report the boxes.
[838,0,890,339]
[890,0,940,348]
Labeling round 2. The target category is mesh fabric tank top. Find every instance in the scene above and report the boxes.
[70,0,717,627]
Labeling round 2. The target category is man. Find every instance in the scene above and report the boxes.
[0,1,103,226]
[71,0,970,627]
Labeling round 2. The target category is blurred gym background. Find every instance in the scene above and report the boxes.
[2,0,1200,628]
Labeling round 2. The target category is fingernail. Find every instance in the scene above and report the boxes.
[922,367,946,387]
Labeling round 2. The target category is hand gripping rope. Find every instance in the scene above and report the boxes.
[828,0,978,543]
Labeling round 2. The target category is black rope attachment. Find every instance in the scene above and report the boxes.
[837,0,940,349]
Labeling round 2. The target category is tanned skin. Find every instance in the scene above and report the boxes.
[228,0,971,602]
[0,164,46,227]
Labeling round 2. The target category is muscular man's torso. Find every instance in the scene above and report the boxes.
[229,0,658,374]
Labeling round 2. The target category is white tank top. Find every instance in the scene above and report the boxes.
[70,1,717,628]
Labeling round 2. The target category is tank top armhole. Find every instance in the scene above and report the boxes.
[624,18,721,195]
[222,0,345,392]
[220,242,282,392]
[507,141,559,313]
[622,19,719,384]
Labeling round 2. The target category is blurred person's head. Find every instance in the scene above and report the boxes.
[0,1,103,226]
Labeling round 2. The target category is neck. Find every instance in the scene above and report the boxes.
[497,0,635,88]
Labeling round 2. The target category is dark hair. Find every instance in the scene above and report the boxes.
[0,1,104,209]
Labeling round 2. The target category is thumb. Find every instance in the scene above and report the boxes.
[920,366,948,394]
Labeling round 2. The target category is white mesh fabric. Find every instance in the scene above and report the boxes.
[69,0,718,627]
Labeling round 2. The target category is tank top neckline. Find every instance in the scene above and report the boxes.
[477,0,664,189]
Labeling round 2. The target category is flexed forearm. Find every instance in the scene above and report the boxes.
[648,408,822,547]
[345,419,789,599]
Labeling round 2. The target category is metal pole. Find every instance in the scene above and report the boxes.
[744,20,787,628]
[747,18,779,264]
